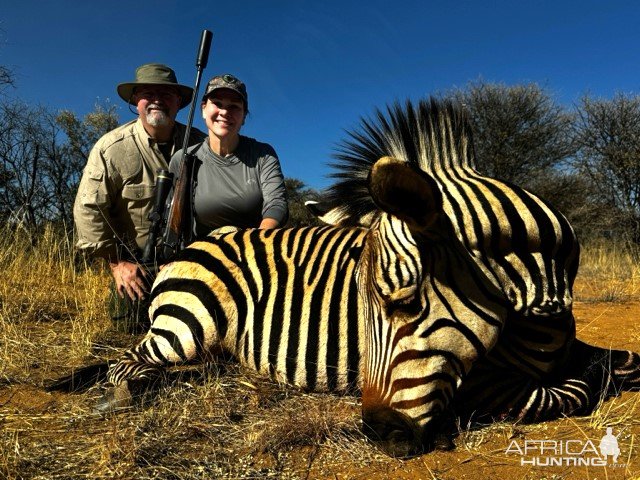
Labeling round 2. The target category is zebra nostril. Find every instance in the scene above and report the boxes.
[422,408,457,452]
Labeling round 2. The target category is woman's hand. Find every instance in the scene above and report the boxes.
[259,217,279,229]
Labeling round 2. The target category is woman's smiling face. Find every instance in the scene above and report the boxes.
[201,89,246,140]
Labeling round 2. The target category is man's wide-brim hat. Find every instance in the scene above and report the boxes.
[117,63,193,109]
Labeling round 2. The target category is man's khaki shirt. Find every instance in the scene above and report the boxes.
[73,118,206,260]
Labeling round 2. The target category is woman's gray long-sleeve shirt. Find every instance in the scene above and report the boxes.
[169,135,288,238]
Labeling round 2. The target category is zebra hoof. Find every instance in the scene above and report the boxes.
[94,382,133,414]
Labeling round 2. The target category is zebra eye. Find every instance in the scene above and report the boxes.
[383,285,419,316]
[386,285,417,304]
[385,296,420,319]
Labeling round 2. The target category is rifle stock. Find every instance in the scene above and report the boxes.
[161,152,196,261]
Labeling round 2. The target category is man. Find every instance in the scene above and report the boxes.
[74,63,206,332]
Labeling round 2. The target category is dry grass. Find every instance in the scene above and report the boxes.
[0,226,638,479]
[0,363,385,479]
[0,226,386,479]
[0,225,109,385]
[575,239,640,302]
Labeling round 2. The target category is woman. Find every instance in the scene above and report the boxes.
[169,74,288,239]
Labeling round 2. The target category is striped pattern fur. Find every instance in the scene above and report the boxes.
[108,227,367,393]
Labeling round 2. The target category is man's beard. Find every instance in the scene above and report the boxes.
[145,106,171,127]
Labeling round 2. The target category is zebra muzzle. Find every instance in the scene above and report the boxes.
[362,405,424,458]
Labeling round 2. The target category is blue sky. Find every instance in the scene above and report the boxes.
[1,1,638,189]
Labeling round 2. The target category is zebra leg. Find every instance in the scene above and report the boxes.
[95,312,213,413]
[456,362,589,424]
[94,256,231,413]
[458,339,640,424]
[610,348,640,391]
[513,340,640,421]
[457,365,595,424]
[94,344,168,414]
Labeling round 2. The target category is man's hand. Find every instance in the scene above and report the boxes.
[109,260,148,301]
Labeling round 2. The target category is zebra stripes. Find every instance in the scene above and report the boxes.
[108,227,367,393]
[327,99,578,320]
[65,97,640,457]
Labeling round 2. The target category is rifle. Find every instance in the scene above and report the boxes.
[141,29,213,266]
[141,168,174,264]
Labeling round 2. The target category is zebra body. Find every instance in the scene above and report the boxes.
[67,98,638,457]
[110,227,367,393]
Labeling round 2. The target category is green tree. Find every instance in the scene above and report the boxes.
[574,93,640,242]
[56,102,119,165]
[54,101,119,226]
[0,99,119,240]
[285,178,322,227]
[449,81,575,187]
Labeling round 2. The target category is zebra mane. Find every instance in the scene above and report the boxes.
[324,97,476,225]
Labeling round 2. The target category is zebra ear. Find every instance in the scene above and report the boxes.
[368,156,442,230]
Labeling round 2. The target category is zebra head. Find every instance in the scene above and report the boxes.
[356,156,506,456]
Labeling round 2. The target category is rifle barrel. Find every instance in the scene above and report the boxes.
[158,29,213,263]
